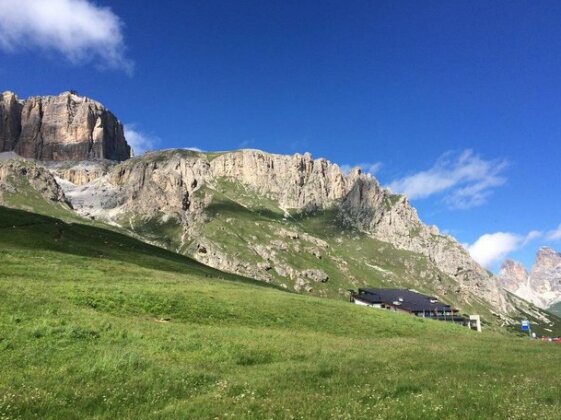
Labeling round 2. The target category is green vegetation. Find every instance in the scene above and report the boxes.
[550,302,561,317]
[128,149,201,164]
[1,169,75,221]
[124,213,185,252]
[196,184,508,326]
[505,292,561,337]
[1,206,561,419]
[382,193,402,210]
[204,151,227,161]
[212,178,286,219]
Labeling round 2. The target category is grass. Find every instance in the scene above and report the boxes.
[1,206,561,419]
[197,186,512,327]
[549,302,561,317]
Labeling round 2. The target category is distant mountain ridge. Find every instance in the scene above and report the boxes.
[499,247,561,310]
[0,91,130,161]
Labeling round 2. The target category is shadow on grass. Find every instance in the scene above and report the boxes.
[205,199,286,222]
[0,206,286,292]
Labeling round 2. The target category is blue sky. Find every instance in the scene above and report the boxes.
[1,0,560,271]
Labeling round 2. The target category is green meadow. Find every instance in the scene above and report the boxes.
[1,206,560,419]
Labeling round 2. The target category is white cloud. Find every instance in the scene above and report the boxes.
[467,231,540,269]
[340,162,382,176]
[124,125,158,156]
[523,230,542,245]
[468,233,523,269]
[546,224,561,241]
[183,147,204,152]
[0,0,132,72]
[388,150,507,209]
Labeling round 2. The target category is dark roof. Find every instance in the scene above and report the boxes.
[355,288,454,312]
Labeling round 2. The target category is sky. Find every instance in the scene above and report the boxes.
[1,0,560,272]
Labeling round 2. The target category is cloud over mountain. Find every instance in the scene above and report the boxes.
[124,125,158,156]
[388,150,507,209]
[467,230,541,269]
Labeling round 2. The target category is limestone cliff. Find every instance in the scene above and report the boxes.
[210,150,350,211]
[499,260,529,293]
[339,172,507,311]
[0,91,130,161]
[0,92,22,152]
[0,157,68,205]
[499,248,561,309]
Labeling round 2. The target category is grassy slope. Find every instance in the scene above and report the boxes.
[201,179,462,301]
[193,179,561,334]
[1,206,561,419]
[549,302,561,317]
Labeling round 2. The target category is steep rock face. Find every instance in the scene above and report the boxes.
[339,174,508,312]
[0,92,23,152]
[210,150,350,211]
[498,248,561,309]
[530,248,561,304]
[499,260,529,292]
[0,91,130,161]
[45,161,115,186]
[107,152,211,219]
[49,151,212,231]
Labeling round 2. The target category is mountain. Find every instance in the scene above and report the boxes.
[0,148,532,330]
[38,149,510,316]
[499,247,561,310]
[2,91,560,332]
[0,91,130,161]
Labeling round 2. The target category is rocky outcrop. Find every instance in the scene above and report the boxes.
[499,248,561,309]
[499,260,529,292]
[0,158,68,205]
[0,92,23,152]
[210,150,350,211]
[45,160,116,185]
[0,91,130,161]
[339,174,508,312]
[209,151,506,310]
[48,151,212,234]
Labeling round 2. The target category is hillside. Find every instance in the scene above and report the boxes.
[2,150,560,334]
[0,91,543,331]
[550,302,561,317]
[1,205,561,418]
[46,148,507,316]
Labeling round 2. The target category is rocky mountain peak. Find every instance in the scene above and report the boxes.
[0,91,131,162]
[498,259,528,292]
[500,259,528,276]
[535,247,561,270]
[499,247,561,309]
